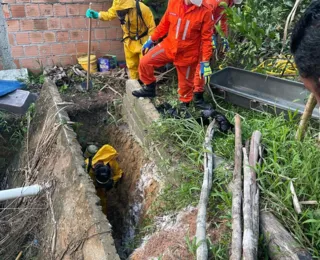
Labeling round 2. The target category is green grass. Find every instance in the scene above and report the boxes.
[148,97,320,258]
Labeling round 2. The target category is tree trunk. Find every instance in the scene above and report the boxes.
[230,115,242,260]
[296,94,317,141]
[260,212,312,260]
[196,120,215,260]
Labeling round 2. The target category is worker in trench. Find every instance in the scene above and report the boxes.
[291,1,320,105]
[193,0,230,110]
[131,0,214,117]
[86,0,156,80]
[84,144,123,214]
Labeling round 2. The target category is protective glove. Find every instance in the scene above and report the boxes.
[221,37,229,53]
[212,34,218,49]
[142,37,154,55]
[200,61,212,84]
[86,9,99,19]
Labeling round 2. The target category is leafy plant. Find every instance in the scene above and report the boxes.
[220,0,312,69]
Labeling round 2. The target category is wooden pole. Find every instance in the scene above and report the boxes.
[296,94,317,141]
[260,212,312,260]
[242,131,261,260]
[196,120,215,260]
[86,3,92,91]
[230,114,243,260]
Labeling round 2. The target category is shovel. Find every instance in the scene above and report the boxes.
[82,2,93,90]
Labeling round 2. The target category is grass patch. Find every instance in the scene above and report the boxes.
[148,96,320,257]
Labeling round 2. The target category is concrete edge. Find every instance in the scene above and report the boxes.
[43,78,120,259]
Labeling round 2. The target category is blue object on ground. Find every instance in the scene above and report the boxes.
[0,80,26,97]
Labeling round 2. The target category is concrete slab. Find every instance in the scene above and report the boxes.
[0,68,28,81]
[0,89,37,114]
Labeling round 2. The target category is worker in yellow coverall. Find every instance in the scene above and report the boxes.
[85,144,123,214]
[86,0,156,80]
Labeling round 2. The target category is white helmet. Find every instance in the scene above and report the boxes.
[190,0,203,7]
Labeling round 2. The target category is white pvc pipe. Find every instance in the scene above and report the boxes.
[0,185,43,202]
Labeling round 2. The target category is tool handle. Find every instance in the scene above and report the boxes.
[86,2,92,90]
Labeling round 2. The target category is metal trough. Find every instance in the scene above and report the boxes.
[210,67,320,119]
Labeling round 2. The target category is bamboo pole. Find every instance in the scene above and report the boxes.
[230,115,243,260]
[296,94,317,141]
[196,120,215,260]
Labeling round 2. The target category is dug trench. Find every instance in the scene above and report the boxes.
[64,89,160,259]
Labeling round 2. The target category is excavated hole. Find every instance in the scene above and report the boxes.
[68,103,147,259]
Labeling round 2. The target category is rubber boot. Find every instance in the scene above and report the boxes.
[132,82,156,98]
[194,92,212,110]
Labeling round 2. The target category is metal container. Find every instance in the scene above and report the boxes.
[210,67,320,119]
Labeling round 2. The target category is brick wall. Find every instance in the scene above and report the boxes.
[0,0,125,72]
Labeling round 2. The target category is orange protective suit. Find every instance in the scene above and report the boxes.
[139,0,213,103]
[194,0,229,93]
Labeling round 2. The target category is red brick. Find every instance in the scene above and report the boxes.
[19,0,30,2]
[48,18,60,29]
[11,5,26,17]
[94,28,105,40]
[60,56,72,66]
[91,41,99,52]
[83,30,95,41]
[86,19,98,28]
[39,4,53,16]
[51,43,64,54]
[116,28,123,39]
[20,20,33,30]
[39,45,51,56]
[98,41,110,53]
[56,31,69,42]
[24,45,38,56]
[91,3,103,10]
[2,0,16,4]
[20,59,40,72]
[49,56,61,66]
[61,18,73,29]
[11,46,24,58]
[8,33,15,45]
[44,32,56,42]
[78,4,87,15]
[71,55,77,65]
[26,4,40,17]
[72,17,86,29]
[76,42,87,54]
[67,4,79,15]
[29,32,43,43]
[64,43,76,55]
[53,4,66,16]
[2,4,10,19]
[33,19,48,30]
[16,33,30,45]
[108,40,123,52]
[105,28,117,39]
[13,60,20,69]
[70,30,82,41]
[6,20,20,32]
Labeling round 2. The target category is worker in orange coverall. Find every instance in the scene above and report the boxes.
[132,0,213,114]
[193,0,230,110]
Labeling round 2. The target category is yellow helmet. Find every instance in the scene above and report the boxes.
[113,0,136,11]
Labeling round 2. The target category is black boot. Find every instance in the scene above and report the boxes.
[167,102,191,119]
[194,92,212,110]
[132,82,156,98]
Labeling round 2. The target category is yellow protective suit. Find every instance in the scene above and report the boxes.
[85,145,123,215]
[99,0,156,79]
[85,144,123,183]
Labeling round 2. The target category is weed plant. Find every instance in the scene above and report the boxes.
[149,100,320,257]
